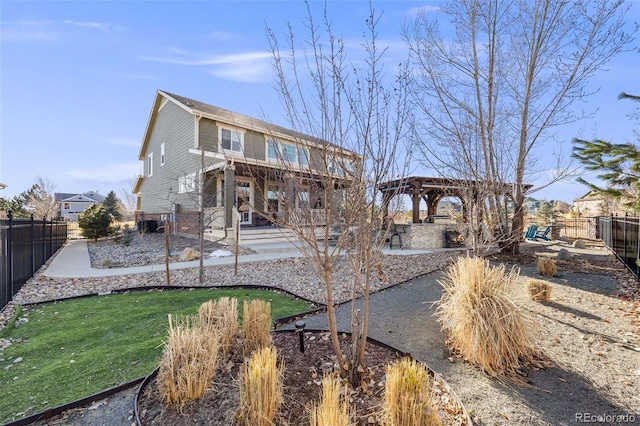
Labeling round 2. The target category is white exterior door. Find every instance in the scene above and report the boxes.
[236,179,253,224]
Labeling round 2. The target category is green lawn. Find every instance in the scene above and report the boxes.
[0,288,312,423]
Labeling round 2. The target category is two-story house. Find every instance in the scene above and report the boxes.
[56,191,105,221]
[134,90,357,237]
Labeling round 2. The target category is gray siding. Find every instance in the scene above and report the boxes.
[244,130,265,161]
[199,118,218,152]
[139,99,200,213]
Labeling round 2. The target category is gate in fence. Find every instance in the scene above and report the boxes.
[0,212,67,311]
[599,214,640,280]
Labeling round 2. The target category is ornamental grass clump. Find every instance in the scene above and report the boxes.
[242,300,272,357]
[537,257,557,276]
[309,375,353,426]
[156,314,220,405]
[383,358,441,426]
[436,256,537,380]
[526,279,552,302]
[199,297,238,356]
[237,346,284,426]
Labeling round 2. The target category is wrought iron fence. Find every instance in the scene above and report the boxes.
[0,212,67,311]
[599,214,640,280]
[556,217,599,240]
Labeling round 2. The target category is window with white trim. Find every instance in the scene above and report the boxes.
[266,139,310,167]
[220,128,243,153]
[178,173,197,194]
[147,152,153,177]
[160,143,165,166]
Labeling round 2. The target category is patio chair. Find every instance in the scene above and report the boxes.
[524,225,538,240]
[535,225,552,241]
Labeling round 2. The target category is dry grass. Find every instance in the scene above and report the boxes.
[242,300,272,357]
[199,297,239,356]
[537,257,557,276]
[526,279,552,302]
[237,346,284,426]
[383,358,441,426]
[156,314,220,405]
[309,375,353,426]
[435,256,538,380]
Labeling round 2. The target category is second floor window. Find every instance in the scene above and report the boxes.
[220,128,243,153]
[267,139,309,167]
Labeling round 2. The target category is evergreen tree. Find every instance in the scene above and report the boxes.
[102,190,123,221]
[78,203,112,240]
[572,93,640,213]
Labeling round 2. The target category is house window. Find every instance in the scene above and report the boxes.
[147,152,153,177]
[160,143,165,166]
[267,139,310,167]
[220,128,243,153]
[178,173,197,194]
[63,203,70,210]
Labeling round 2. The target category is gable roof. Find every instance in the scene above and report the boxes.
[573,190,606,202]
[138,90,351,160]
[55,192,105,203]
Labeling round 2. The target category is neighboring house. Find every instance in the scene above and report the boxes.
[56,191,105,221]
[571,190,629,217]
[134,90,357,234]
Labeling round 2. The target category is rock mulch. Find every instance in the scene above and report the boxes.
[0,237,462,331]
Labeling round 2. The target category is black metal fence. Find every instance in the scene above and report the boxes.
[1,212,67,311]
[599,214,640,280]
[556,217,599,240]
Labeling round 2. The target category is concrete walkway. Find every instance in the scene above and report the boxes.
[43,239,435,279]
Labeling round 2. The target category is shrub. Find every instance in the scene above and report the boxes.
[78,204,112,241]
[199,297,238,356]
[242,300,272,357]
[383,358,440,426]
[537,257,556,276]
[526,279,552,302]
[435,256,537,379]
[309,375,352,426]
[237,346,284,426]
[156,314,220,404]
[100,259,113,268]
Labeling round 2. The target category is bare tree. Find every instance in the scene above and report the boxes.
[404,0,635,252]
[28,176,58,219]
[120,174,139,221]
[265,2,411,385]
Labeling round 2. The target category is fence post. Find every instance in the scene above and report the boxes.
[49,217,53,257]
[637,215,640,280]
[623,213,628,264]
[42,216,46,260]
[30,214,35,275]
[7,211,14,298]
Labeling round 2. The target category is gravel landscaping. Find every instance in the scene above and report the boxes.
[2,235,640,425]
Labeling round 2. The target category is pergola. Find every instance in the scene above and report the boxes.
[377,176,532,224]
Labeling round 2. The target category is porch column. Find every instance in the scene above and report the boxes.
[412,190,421,223]
[224,166,235,228]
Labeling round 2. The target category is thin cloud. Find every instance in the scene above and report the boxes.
[63,20,125,32]
[68,162,141,183]
[142,49,273,83]
[407,5,441,17]
[1,19,124,43]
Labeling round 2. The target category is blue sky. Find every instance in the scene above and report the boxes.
[1,0,638,204]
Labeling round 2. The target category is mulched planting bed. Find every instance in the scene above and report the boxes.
[137,331,470,425]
